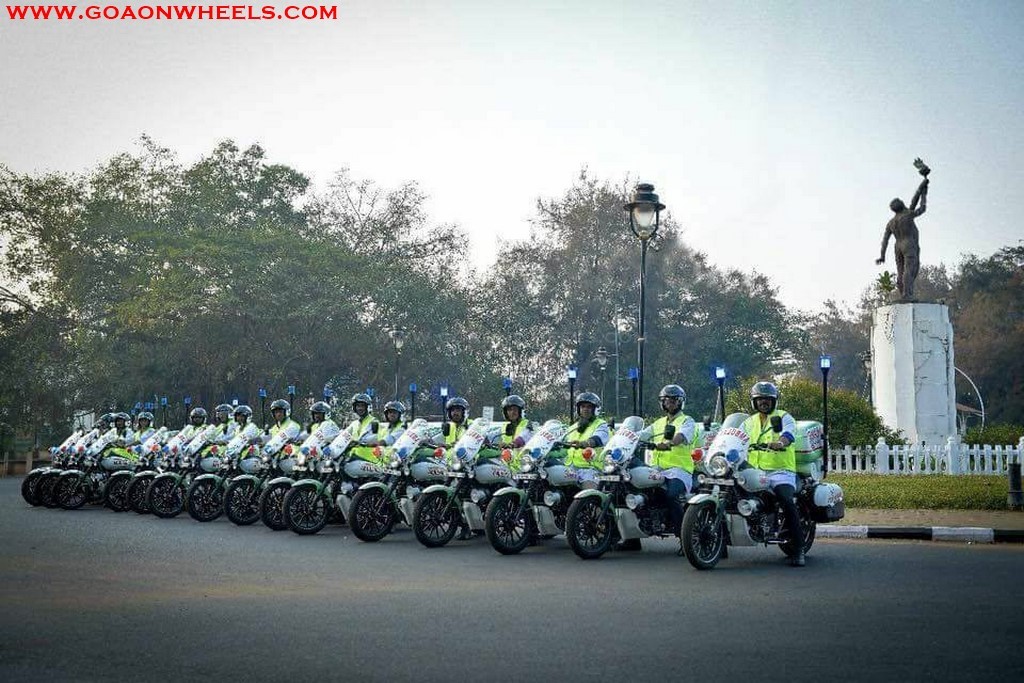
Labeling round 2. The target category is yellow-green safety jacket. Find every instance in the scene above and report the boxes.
[563,418,608,469]
[648,413,695,472]
[741,410,796,473]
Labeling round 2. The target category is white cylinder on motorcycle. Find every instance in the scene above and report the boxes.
[627,466,665,489]
[544,465,577,487]
[344,459,380,479]
[473,462,512,485]
[409,461,447,482]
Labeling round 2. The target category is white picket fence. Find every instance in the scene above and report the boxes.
[826,437,1024,475]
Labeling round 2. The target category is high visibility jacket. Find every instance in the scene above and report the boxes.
[742,411,796,473]
[270,419,301,437]
[352,414,379,461]
[563,418,608,469]
[648,413,696,472]
[495,418,531,448]
[444,421,468,447]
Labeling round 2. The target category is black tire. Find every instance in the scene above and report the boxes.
[780,505,817,557]
[22,471,44,506]
[565,496,615,560]
[127,474,154,514]
[282,485,330,535]
[259,481,291,531]
[485,494,531,555]
[681,502,726,570]
[104,472,132,512]
[187,478,224,522]
[350,488,397,542]
[39,472,62,508]
[412,490,460,548]
[224,479,261,526]
[147,475,185,518]
[57,475,88,510]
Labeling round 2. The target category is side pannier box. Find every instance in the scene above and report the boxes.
[811,482,845,522]
[794,420,824,476]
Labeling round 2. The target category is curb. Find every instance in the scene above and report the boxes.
[818,526,1024,544]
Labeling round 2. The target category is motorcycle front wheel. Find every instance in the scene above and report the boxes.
[485,494,531,555]
[21,470,44,506]
[147,476,185,518]
[57,475,88,510]
[350,488,397,542]
[224,479,260,526]
[681,502,726,570]
[39,472,62,508]
[565,496,615,560]
[104,472,132,512]
[127,474,154,514]
[187,478,224,522]
[259,481,291,531]
[412,491,459,548]
[283,485,329,535]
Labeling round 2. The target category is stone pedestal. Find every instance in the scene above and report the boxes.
[871,303,956,446]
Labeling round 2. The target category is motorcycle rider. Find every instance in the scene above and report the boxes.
[490,394,533,449]
[373,400,407,447]
[267,399,301,439]
[133,411,157,445]
[233,404,255,429]
[350,393,381,461]
[441,397,471,446]
[108,412,137,460]
[563,392,610,475]
[213,403,237,444]
[638,384,697,542]
[742,381,804,567]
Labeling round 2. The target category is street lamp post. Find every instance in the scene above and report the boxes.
[628,367,639,415]
[503,377,513,397]
[409,382,418,421]
[595,346,609,409]
[567,366,577,420]
[820,355,831,477]
[439,385,449,427]
[714,366,726,423]
[388,326,407,401]
[624,183,665,418]
[160,396,168,427]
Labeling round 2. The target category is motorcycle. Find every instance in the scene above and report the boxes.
[186,422,261,522]
[22,429,82,506]
[412,419,514,548]
[255,421,305,530]
[126,428,184,514]
[347,419,448,542]
[147,424,222,518]
[565,416,679,559]
[223,423,299,526]
[104,427,170,512]
[280,420,353,535]
[680,413,845,570]
[484,419,577,555]
[54,428,135,510]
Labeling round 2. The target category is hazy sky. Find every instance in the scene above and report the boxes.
[2,0,1021,311]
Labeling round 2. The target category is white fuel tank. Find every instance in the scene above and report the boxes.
[473,462,512,485]
[627,466,666,489]
[345,459,381,479]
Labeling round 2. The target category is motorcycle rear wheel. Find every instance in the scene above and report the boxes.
[104,472,132,512]
[22,470,44,506]
[259,481,291,531]
[147,476,184,518]
[224,479,260,525]
[283,485,329,535]
[681,502,726,570]
[57,475,88,510]
[413,491,459,548]
[127,474,154,514]
[565,497,615,560]
[187,479,224,522]
[350,488,397,542]
[485,494,531,555]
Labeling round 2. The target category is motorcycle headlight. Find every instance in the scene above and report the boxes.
[707,454,730,477]
[451,460,463,472]
[521,461,533,473]
[389,456,401,469]
[262,455,270,464]
[603,463,616,474]
[296,452,307,466]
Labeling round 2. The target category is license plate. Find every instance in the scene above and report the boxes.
[597,475,621,482]
[449,472,468,478]
[705,478,733,486]
[513,473,538,481]
[381,468,402,476]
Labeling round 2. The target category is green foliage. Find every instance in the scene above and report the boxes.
[962,423,1024,446]
[829,473,1009,510]
[725,375,901,445]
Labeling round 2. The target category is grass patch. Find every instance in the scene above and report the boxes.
[829,473,1009,510]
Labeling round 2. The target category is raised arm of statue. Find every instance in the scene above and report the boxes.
[910,178,928,216]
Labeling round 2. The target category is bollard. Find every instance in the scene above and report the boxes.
[1009,463,1023,510]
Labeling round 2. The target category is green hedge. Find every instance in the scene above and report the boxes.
[829,473,1009,510]
[963,423,1024,446]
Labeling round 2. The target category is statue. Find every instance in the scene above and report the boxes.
[876,159,930,301]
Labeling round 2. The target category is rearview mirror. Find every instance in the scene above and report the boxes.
[770,415,783,433]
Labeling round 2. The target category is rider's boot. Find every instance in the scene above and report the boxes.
[615,538,642,551]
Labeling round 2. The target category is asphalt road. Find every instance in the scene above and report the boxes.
[1,477,1022,682]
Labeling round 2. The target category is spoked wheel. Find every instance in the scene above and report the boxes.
[485,494,531,555]
[413,491,460,548]
[57,475,88,510]
[349,488,397,542]
[39,472,62,508]
[22,471,44,506]
[283,485,329,535]
[127,475,154,514]
[259,482,291,531]
[681,502,726,570]
[565,496,615,560]
[187,479,224,522]
[104,473,132,512]
[225,479,261,526]
[147,476,185,518]
[780,505,817,558]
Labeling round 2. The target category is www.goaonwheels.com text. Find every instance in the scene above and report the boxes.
[5,4,337,20]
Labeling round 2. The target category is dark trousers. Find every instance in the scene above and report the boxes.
[665,477,688,534]
[773,483,802,549]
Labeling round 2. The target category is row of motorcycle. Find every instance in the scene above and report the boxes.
[20,413,846,570]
